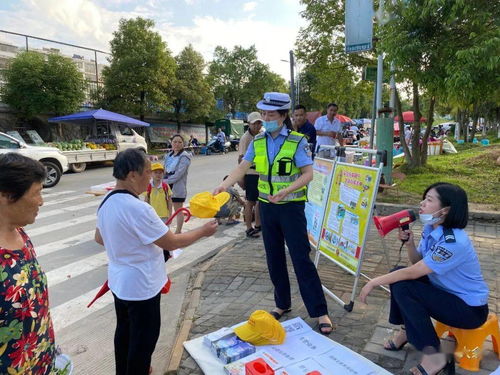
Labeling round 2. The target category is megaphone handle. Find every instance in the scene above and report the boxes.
[401,223,410,243]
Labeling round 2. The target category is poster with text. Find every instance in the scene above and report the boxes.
[318,162,380,273]
[306,158,335,247]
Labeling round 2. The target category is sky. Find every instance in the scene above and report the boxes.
[0,0,306,79]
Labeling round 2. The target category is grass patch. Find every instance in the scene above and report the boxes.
[379,144,500,210]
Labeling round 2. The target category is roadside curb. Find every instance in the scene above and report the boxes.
[375,201,500,222]
[164,237,243,374]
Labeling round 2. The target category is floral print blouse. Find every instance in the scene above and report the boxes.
[0,228,55,375]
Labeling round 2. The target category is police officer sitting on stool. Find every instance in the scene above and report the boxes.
[214,92,333,335]
[360,182,489,375]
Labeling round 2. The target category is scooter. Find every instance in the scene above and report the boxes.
[206,136,230,154]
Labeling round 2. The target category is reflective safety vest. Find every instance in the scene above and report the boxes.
[253,130,307,203]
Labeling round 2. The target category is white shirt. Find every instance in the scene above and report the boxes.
[97,192,169,300]
[314,115,341,147]
[239,129,262,175]
[405,128,412,140]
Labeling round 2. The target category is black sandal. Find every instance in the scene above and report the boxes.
[410,355,455,375]
[384,326,407,351]
[385,338,408,351]
[269,308,291,320]
[318,322,334,336]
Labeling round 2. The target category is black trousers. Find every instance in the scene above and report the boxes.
[389,268,488,352]
[260,201,328,318]
[113,292,162,375]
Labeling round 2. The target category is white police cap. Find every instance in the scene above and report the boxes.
[256,92,291,111]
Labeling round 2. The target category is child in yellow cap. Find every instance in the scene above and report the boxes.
[145,163,173,222]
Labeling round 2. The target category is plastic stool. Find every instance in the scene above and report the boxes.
[435,313,500,371]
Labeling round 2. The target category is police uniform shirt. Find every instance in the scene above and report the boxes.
[418,224,489,306]
[243,125,313,167]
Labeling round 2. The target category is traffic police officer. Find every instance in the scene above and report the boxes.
[359,183,489,375]
[214,92,333,335]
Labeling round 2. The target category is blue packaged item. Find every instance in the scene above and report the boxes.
[218,341,256,364]
[211,335,240,356]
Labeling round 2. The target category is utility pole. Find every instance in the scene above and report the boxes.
[289,50,296,109]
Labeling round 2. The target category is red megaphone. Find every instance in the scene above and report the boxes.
[373,209,417,237]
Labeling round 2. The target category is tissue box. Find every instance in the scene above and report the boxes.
[204,327,234,347]
[218,341,256,364]
[211,335,241,356]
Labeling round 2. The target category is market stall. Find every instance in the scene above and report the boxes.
[48,109,149,172]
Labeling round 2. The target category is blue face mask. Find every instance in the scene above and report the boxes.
[418,209,443,225]
[263,120,281,133]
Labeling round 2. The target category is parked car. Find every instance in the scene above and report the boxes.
[0,131,69,188]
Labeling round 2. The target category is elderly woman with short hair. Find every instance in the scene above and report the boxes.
[0,153,56,374]
[95,148,217,375]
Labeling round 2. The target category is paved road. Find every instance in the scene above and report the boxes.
[27,151,241,374]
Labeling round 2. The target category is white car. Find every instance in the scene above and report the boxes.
[0,131,69,188]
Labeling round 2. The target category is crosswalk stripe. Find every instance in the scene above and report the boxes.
[51,285,114,332]
[46,252,108,287]
[27,214,96,237]
[37,199,100,220]
[42,190,76,199]
[35,231,95,257]
[42,194,88,207]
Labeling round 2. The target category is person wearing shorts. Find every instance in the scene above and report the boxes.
[164,134,192,233]
[240,112,263,238]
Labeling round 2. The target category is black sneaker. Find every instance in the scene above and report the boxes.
[246,228,260,238]
[253,226,262,233]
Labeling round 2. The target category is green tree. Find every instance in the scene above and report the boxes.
[207,45,287,115]
[2,51,85,118]
[380,0,500,166]
[441,0,500,141]
[298,0,499,168]
[296,0,374,117]
[102,17,176,121]
[171,45,214,132]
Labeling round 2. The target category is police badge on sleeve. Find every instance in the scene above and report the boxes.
[431,246,453,262]
[304,144,312,158]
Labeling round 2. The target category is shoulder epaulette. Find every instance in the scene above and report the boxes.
[443,227,456,243]
[287,130,304,143]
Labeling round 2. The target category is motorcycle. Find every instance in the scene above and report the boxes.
[229,134,240,151]
[206,136,230,154]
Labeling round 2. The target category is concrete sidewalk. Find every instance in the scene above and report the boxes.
[172,220,499,374]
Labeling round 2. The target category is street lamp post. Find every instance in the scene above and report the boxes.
[289,50,296,109]
[281,52,299,108]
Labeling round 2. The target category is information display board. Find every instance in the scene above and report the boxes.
[305,157,335,247]
[310,148,384,312]
[317,162,380,274]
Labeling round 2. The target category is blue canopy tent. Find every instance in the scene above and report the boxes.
[48,109,149,127]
